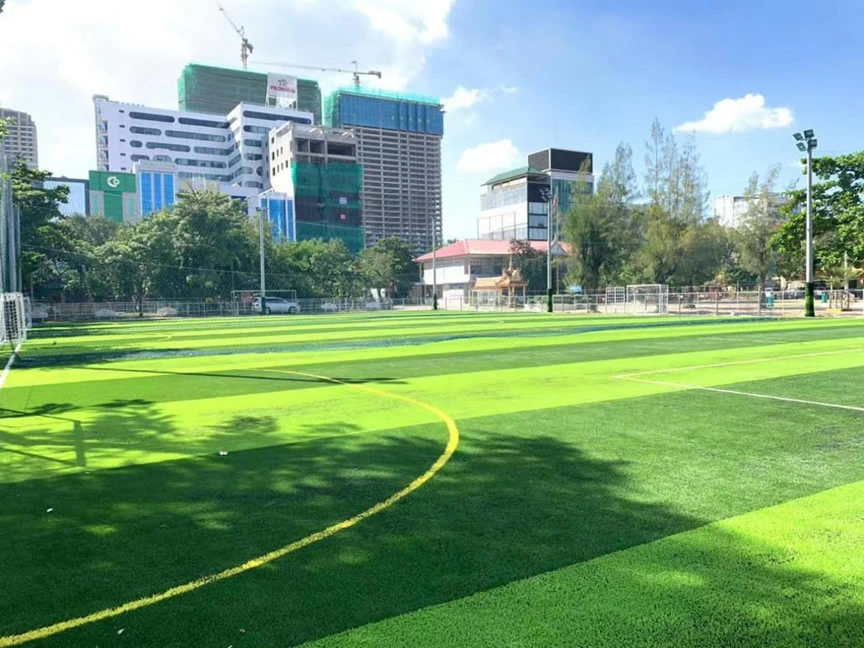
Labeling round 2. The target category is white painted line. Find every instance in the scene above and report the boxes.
[619,375,864,414]
[615,347,864,379]
[0,341,23,391]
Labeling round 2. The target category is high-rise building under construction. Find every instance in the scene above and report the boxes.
[178,64,322,125]
[325,88,443,253]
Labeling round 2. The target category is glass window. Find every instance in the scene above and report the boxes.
[141,172,153,215]
[469,264,482,275]
[146,142,191,152]
[244,181,264,188]
[528,214,548,228]
[130,141,143,148]
[164,174,175,207]
[178,117,230,128]
[174,158,227,169]
[153,173,164,212]
[129,126,161,136]
[528,201,548,215]
[153,155,172,162]
[244,153,263,161]
[243,125,270,134]
[528,227,546,240]
[243,139,263,148]
[229,154,242,167]
[243,110,311,124]
[194,146,232,156]
[129,112,174,123]
[165,130,227,142]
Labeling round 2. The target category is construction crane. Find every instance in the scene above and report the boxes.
[255,61,382,88]
[217,2,254,70]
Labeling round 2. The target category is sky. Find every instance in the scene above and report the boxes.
[1,0,863,240]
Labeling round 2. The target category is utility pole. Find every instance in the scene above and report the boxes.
[794,130,817,317]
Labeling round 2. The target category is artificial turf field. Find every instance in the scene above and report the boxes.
[2,311,864,647]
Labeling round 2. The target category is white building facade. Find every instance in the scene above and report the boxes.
[712,193,791,229]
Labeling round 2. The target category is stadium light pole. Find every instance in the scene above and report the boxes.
[539,186,556,314]
[432,224,438,311]
[257,197,268,316]
[793,130,817,317]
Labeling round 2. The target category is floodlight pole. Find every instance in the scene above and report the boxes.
[258,204,267,315]
[547,188,556,314]
[805,144,815,317]
[432,226,438,311]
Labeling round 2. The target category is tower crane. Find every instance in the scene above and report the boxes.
[217,2,254,70]
[255,61,382,88]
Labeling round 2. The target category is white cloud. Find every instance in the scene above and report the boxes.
[0,0,455,176]
[443,86,485,112]
[499,85,519,94]
[674,94,794,134]
[457,139,520,174]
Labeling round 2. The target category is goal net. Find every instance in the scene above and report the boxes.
[605,286,626,313]
[626,284,669,314]
[0,293,27,346]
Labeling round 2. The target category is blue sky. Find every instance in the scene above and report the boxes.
[2,0,862,240]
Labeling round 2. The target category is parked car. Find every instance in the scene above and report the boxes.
[252,297,300,314]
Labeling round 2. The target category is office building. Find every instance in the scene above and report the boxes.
[0,108,38,167]
[478,148,593,242]
[269,122,363,252]
[527,148,593,220]
[325,87,443,252]
[178,64,322,125]
[93,95,312,213]
[45,177,90,216]
[712,193,790,229]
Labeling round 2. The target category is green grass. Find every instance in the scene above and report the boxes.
[2,312,864,647]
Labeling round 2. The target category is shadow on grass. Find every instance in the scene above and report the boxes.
[4,414,862,648]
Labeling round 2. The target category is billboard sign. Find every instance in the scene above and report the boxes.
[266,74,298,108]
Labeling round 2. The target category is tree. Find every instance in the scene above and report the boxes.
[11,161,70,296]
[564,143,639,291]
[638,120,711,285]
[774,152,864,278]
[360,237,417,300]
[509,239,547,292]
[735,166,781,292]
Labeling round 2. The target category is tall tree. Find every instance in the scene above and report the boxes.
[773,152,864,278]
[564,143,640,290]
[509,239,547,292]
[736,166,782,292]
[360,237,417,300]
[11,161,70,295]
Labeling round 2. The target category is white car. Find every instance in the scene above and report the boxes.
[253,297,300,314]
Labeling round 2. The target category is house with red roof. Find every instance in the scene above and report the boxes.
[414,239,571,306]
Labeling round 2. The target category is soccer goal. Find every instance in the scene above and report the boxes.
[605,286,627,313]
[0,292,28,346]
[626,284,669,314]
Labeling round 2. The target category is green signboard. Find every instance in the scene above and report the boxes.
[89,171,136,194]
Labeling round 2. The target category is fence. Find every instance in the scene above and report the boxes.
[31,289,864,322]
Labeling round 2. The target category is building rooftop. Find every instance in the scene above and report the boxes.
[415,239,568,262]
[482,166,547,187]
[330,86,441,107]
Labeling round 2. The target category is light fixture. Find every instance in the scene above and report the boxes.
[797,142,807,152]
[809,138,818,150]
[803,129,815,139]
[793,132,804,142]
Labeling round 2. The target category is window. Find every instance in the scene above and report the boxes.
[528,214,547,228]
[129,111,174,123]
[244,181,264,188]
[130,141,143,148]
[174,158,227,169]
[178,117,229,128]
[244,153,263,161]
[153,155,172,162]
[469,264,482,275]
[528,201,548,215]
[243,110,311,124]
[194,146,232,156]
[130,126,161,136]
[165,130,227,142]
[243,139,263,148]
[131,154,150,162]
[528,228,546,240]
[229,155,242,167]
[243,125,270,135]
[146,142,191,152]
[493,264,503,275]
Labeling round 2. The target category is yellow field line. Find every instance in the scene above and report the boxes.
[0,370,459,647]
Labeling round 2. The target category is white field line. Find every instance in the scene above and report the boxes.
[619,375,864,414]
[615,347,864,379]
[0,341,23,391]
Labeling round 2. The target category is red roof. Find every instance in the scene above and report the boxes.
[415,239,569,262]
